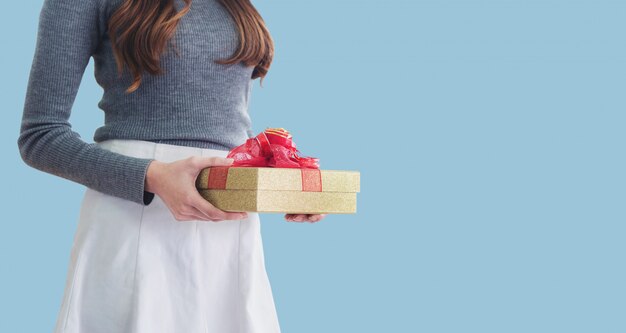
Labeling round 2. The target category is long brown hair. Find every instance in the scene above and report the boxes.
[108,0,273,93]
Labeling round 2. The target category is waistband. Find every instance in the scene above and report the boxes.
[96,139,230,163]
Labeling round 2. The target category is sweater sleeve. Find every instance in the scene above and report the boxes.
[17,0,156,206]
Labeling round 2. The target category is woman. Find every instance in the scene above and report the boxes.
[18,0,325,332]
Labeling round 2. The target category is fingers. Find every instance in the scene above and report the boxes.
[171,208,213,222]
[174,204,247,222]
[285,214,306,222]
[308,214,325,222]
[190,206,218,221]
[191,191,248,221]
[188,156,235,170]
[161,155,247,222]
[285,214,326,223]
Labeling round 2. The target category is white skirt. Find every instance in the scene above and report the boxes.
[53,139,281,333]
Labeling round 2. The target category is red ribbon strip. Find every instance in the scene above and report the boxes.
[205,128,322,192]
[205,166,322,192]
[301,168,322,192]
[206,166,229,189]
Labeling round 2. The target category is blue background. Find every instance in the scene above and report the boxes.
[2,0,625,332]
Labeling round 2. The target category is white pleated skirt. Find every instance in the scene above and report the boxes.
[53,139,281,333]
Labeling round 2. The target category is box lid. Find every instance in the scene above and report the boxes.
[196,167,360,193]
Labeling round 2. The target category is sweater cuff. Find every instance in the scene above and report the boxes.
[126,157,156,206]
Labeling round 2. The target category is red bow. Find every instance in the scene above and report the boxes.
[227,128,320,169]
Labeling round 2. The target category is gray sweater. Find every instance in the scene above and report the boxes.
[18,0,256,206]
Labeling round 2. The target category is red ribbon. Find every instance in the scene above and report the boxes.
[205,128,322,192]
[227,128,320,169]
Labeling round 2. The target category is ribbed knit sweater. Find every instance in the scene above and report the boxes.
[18,0,257,206]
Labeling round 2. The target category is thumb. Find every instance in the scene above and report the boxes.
[197,156,235,168]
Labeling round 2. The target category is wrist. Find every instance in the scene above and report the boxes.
[145,160,165,194]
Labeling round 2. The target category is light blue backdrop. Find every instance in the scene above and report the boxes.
[2,0,625,332]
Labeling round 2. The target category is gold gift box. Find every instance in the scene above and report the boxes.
[195,167,360,214]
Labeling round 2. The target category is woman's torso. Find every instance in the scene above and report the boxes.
[92,0,256,150]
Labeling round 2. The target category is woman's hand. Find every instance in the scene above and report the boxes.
[285,213,326,223]
[145,156,248,222]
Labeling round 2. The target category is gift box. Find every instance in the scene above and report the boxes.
[195,127,360,214]
[195,167,360,214]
